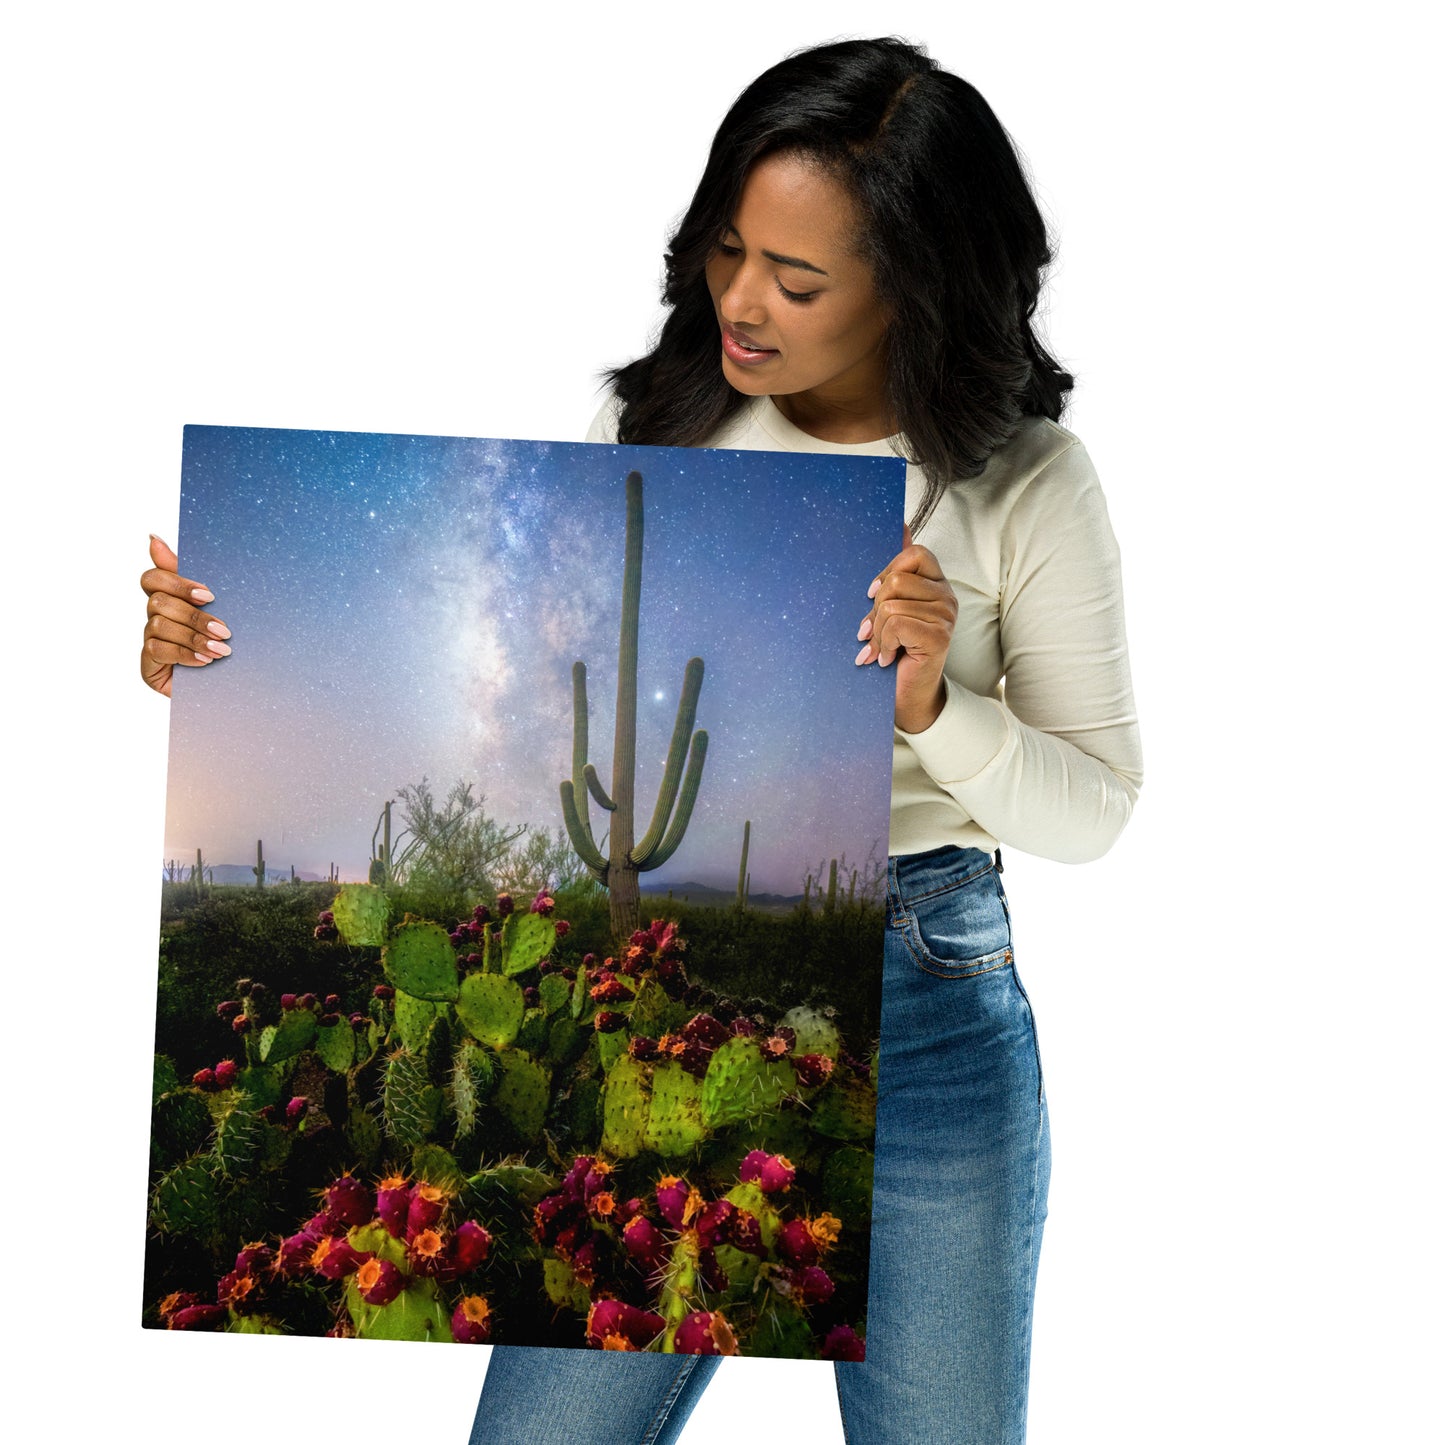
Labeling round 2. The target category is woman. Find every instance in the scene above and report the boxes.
[140,36,1142,1445]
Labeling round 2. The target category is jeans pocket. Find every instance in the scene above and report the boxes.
[899,863,1014,979]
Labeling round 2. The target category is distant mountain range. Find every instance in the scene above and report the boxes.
[161,863,335,886]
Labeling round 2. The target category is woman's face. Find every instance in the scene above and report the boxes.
[704,152,891,423]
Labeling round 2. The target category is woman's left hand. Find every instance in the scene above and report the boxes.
[856,524,958,734]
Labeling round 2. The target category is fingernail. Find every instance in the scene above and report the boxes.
[193,652,213,663]
[854,644,873,665]
[207,621,231,639]
[856,617,873,641]
[867,578,881,599]
[192,587,215,603]
[206,640,231,656]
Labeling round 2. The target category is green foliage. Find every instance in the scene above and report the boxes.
[701,1037,794,1129]
[383,1050,444,1147]
[383,920,459,1001]
[331,883,390,947]
[259,1009,317,1065]
[456,972,525,1050]
[393,990,447,1051]
[314,1017,355,1072]
[500,911,555,977]
[492,1051,550,1143]
[390,776,525,903]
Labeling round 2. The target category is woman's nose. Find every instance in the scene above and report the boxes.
[719,265,768,328]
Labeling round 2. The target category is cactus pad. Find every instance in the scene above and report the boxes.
[410,1143,467,1193]
[151,1091,213,1166]
[538,973,572,1016]
[492,1050,551,1143]
[600,1054,651,1159]
[345,1277,453,1342]
[778,1005,842,1060]
[500,911,555,977]
[383,1050,444,1147]
[383,920,460,1001]
[701,1037,795,1128]
[315,1018,355,1072]
[456,972,525,1049]
[645,1060,709,1157]
[821,1145,874,1226]
[393,990,447,1051]
[213,1105,268,1180]
[234,1065,283,1109]
[150,1155,221,1236]
[331,883,390,946]
[259,1008,317,1065]
[809,1068,876,1142]
[451,1039,496,1135]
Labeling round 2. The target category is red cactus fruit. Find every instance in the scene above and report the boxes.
[532,1192,574,1244]
[561,1154,595,1199]
[310,1236,365,1281]
[354,1256,405,1306]
[448,928,466,946]
[191,1067,216,1090]
[450,1220,492,1273]
[682,1013,729,1050]
[349,1012,368,1030]
[324,994,340,1011]
[777,1218,819,1267]
[582,1159,614,1200]
[297,992,317,1011]
[522,986,540,1008]
[216,1269,258,1309]
[279,993,298,1010]
[593,1010,627,1033]
[323,1175,373,1229]
[589,975,634,1004]
[495,892,514,918]
[472,903,491,923]
[677,1041,712,1079]
[168,1303,227,1331]
[587,1298,665,1350]
[571,1234,601,1285]
[622,1214,667,1266]
[319,1011,340,1026]
[275,1229,321,1278]
[215,1000,240,1019]
[794,1265,835,1306]
[248,982,267,1000]
[739,1150,795,1193]
[694,1198,736,1246]
[452,1295,493,1343]
[407,1228,447,1276]
[406,1181,448,1238]
[213,1059,238,1088]
[376,1174,411,1236]
[728,1015,758,1038]
[233,1242,273,1275]
[318,910,334,925]
[627,1034,660,1061]
[231,1015,251,1035]
[617,1196,645,1225]
[554,918,571,938]
[822,1323,867,1361]
[727,1208,765,1256]
[284,1096,309,1123]
[673,1309,738,1356]
[696,1246,728,1293]
[629,930,650,948]
[372,985,395,1000]
[530,889,555,916]
[655,1175,697,1230]
[157,1290,203,1322]
[793,1053,835,1088]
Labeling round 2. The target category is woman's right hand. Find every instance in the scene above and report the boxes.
[140,535,232,698]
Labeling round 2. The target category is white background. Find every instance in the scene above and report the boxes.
[7,2,1438,1440]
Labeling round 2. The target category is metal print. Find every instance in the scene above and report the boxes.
[147,425,904,1357]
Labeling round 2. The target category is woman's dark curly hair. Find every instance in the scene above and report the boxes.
[604,36,1074,531]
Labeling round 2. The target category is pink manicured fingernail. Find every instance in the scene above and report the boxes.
[192,587,215,603]
[193,652,213,663]
[856,617,873,641]
[206,640,231,656]
[207,621,231,639]
[854,644,873,665]
[867,578,881,599]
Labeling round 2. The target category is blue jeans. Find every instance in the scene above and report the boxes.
[468,846,1051,1444]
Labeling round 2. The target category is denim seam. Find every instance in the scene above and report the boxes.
[1016,1085,1047,1443]
[895,859,996,907]
[639,1357,701,1445]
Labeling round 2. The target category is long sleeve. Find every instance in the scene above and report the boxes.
[898,439,1144,863]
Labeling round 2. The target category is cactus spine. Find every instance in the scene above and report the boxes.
[560,471,708,941]
[737,821,750,907]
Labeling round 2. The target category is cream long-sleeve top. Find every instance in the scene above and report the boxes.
[585,393,1143,865]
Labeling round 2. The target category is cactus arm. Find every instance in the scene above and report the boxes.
[632,657,705,866]
[635,730,708,870]
[584,764,615,812]
[560,780,609,883]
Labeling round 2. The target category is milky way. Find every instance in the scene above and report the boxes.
[163,426,905,895]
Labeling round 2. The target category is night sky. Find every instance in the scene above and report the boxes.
[164,427,905,895]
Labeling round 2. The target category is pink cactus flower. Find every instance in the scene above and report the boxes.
[452,1295,493,1343]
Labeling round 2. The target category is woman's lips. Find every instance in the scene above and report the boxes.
[721,324,779,366]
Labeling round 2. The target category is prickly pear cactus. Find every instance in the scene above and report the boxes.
[213,1105,268,1181]
[451,1039,496,1135]
[259,1008,317,1065]
[383,1050,444,1147]
[492,1050,551,1143]
[601,1053,651,1158]
[393,990,447,1051]
[315,1017,355,1072]
[499,911,555,977]
[456,972,525,1050]
[331,882,390,946]
[151,1090,213,1167]
[809,1068,876,1142]
[645,1060,708,1157]
[778,1005,842,1060]
[150,1155,221,1236]
[383,920,460,1001]
[701,1037,794,1129]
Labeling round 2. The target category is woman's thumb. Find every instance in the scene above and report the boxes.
[149,533,178,569]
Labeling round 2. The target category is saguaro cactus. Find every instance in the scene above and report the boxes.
[252,840,266,889]
[370,800,392,887]
[560,471,708,941]
[737,821,751,908]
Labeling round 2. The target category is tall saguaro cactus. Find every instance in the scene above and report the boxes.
[560,471,708,941]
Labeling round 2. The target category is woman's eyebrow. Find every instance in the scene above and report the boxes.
[723,224,829,276]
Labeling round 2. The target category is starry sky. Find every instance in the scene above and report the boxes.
[163,427,906,895]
